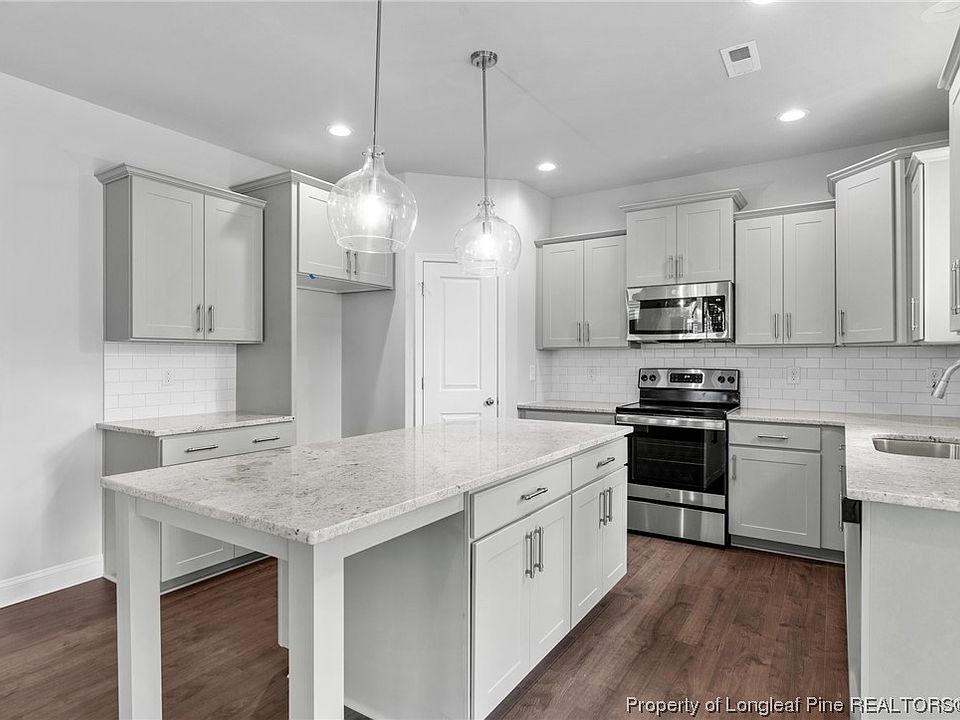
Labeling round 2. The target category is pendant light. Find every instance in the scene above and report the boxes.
[454,50,522,277]
[328,0,417,254]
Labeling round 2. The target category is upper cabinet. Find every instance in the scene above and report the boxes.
[234,172,393,293]
[621,190,745,288]
[98,165,264,343]
[906,148,957,343]
[940,34,960,333]
[734,203,836,346]
[537,232,626,349]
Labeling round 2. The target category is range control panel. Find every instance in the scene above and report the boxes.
[638,368,740,391]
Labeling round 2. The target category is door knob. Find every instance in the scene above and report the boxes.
[483,397,496,407]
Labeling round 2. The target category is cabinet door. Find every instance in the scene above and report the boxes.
[601,468,628,594]
[130,177,205,340]
[472,519,531,720]
[919,158,957,343]
[298,183,349,279]
[735,215,783,345]
[677,198,734,284]
[539,242,584,348]
[784,209,836,345]
[161,525,234,582]
[820,425,845,553]
[203,196,263,342]
[729,446,821,548]
[835,163,896,344]
[911,165,925,341]
[583,235,627,347]
[528,498,571,668]
[571,480,603,627]
[951,76,960,333]
[625,206,677,286]
[352,250,394,288]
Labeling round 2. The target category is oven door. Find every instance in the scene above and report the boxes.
[616,414,727,510]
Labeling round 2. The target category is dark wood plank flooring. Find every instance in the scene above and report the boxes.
[0,534,847,719]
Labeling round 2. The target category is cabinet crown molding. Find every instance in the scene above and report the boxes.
[95,164,266,208]
[825,140,948,196]
[906,147,951,181]
[939,29,960,90]
[733,199,835,222]
[534,229,626,248]
[619,188,747,214]
[231,170,334,195]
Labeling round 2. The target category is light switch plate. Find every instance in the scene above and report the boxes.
[787,366,801,385]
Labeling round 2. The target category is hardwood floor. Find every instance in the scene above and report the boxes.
[0,535,847,719]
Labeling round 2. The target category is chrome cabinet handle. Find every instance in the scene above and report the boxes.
[786,312,792,340]
[195,304,203,334]
[520,487,549,501]
[839,310,847,337]
[666,255,675,279]
[596,456,617,469]
[208,305,215,334]
[605,487,614,523]
[525,532,535,579]
[185,444,219,453]
[910,298,919,331]
[534,526,544,572]
[677,254,684,278]
[953,261,960,314]
[773,313,780,339]
[599,489,606,526]
[252,435,280,444]
[345,250,352,275]
[731,454,737,481]
[577,321,582,344]
[353,251,359,275]
[585,321,590,344]
[757,434,789,441]
[838,488,845,533]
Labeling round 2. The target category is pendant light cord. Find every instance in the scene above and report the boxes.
[372,0,383,150]
[481,61,489,204]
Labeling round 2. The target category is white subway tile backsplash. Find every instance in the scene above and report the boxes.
[537,345,960,418]
[102,342,236,421]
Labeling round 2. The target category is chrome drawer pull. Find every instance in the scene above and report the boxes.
[596,456,617,469]
[756,434,789,441]
[534,526,544,572]
[520,487,549,501]
[252,435,281,444]
[185,444,219,453]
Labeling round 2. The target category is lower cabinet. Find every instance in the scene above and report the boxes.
[473,498,571,720]
[571,467,627,626]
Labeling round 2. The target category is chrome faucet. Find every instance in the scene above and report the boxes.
[932,359,960,399]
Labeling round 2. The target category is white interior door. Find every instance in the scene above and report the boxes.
[421,261,498,424]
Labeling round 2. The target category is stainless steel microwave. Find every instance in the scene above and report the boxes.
[626,281,734,343]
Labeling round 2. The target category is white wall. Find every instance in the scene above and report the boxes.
[340,172,551,436]
[550,131,947,236]
[0,70,280,606]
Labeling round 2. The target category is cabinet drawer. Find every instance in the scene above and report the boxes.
[571,439,627,490]
[729,421,820,451]
[161,422,295,466]
[472,460,571,539]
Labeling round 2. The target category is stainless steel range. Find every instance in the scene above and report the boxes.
[615,368,740,546]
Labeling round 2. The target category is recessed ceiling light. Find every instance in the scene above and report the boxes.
[778,108,807,123]
[327,124,353,137]
[750,0,776,5]
[537,161,557,172]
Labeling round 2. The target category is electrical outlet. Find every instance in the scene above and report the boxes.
[528,364,536,382]
[161,368,175,387]
[585,366,599,382]
[928,367,944,385]
[787,366,801,385]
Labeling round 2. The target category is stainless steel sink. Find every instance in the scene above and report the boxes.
[872,437,960,459]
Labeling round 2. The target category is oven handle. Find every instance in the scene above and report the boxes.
[615,413,725,431]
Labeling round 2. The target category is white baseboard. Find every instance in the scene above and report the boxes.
[0,554,104,609]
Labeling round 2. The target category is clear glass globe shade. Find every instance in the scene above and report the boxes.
[327,146,418,253]
[454,203,522,277]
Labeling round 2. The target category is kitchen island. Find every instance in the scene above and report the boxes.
[103,418,629,720]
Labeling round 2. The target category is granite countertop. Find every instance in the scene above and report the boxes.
[729,408,960,513]
[97,411,295,437]
[102,419,630,544]
[517,400,626,414]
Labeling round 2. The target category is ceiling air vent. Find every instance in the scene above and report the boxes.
[720,40,761,78]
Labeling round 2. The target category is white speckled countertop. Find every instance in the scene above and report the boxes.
[730,408,960,513]
[517,400,626,414]
[102,419,629,544]
[97,411,294,437]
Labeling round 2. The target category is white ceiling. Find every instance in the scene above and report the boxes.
[0,1,955,197]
